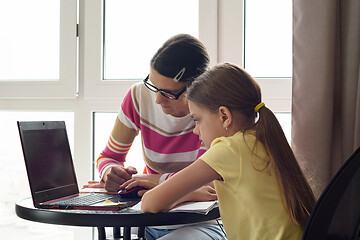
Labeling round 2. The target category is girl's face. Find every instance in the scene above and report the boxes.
[188,100,227,149]
[149,68,189,118]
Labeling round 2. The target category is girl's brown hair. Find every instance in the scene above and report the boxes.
[187,62,315,229]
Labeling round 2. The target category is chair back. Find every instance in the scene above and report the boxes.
[302,146,360,240]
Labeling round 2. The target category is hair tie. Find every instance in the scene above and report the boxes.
[254,102,265,113]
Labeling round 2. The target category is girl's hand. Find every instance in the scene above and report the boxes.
[182,185,218,202]
[141,160,221,213]
[120,178,158,196]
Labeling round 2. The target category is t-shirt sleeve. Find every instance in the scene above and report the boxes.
[199,138,241,183]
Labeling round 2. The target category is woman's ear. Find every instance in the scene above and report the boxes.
[218,106,232,129]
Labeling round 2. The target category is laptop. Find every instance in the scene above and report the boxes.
[17,120,139,211]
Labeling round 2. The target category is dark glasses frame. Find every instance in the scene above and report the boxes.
[143,75,187,100]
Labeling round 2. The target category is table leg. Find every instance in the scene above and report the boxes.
[97,227,106,240]
[113,227,121,238]
[138,226,146,239]
[98,226,145,240]
[123,227,131,240]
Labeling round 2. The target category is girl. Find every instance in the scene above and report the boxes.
[139,63,316,239]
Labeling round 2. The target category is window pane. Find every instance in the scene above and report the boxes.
[0,111,74,239]
[275,112,291,144]
[244,0,292,78]
[0,0,60,80]
[93,112,144,179]
[103,0,199,80]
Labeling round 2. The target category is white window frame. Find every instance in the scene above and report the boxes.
[82,0,219,99]
[217,0,292,112]
[82,0,291,111]
[0,0,78,99]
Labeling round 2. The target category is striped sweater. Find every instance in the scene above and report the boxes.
[96,82,206,178]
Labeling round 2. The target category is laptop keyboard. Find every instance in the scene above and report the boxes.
[51,193,116,206]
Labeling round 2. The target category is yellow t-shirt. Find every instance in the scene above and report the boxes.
[200,131,303,240]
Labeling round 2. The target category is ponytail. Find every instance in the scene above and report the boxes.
[254,106,315,229]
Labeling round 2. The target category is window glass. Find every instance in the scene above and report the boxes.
[93,112,144,179]
[0,111,74,239]
[0,0,60,80]
[275,112,291,143]
[244,0,292,78]
[103,0,199,80]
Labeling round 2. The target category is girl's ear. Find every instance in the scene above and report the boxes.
[218,106,232,129]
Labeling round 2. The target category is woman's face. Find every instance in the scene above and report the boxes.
[188,100,226,149]
[149,68,189,117]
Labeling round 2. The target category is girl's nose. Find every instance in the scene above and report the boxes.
[193,125,199,136]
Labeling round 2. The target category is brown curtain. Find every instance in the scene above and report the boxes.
[292,0,360,197]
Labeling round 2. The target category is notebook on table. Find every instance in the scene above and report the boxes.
[17,121,139,211]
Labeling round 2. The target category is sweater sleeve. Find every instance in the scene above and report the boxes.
[96,86,140,179]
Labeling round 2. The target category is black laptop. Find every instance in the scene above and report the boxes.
[17,121,139,211]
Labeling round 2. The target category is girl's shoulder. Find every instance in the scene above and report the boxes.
[211,131,257,147]
[210,131,267,161]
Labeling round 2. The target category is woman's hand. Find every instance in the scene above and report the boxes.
[103,166,138,192]
[82,180,104,188]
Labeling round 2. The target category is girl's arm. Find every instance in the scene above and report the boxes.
[141,159,221,213]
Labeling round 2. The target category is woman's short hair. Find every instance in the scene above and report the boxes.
[150,34,210,83]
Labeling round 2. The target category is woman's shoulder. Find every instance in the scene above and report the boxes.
[126,81,157,110]
[130,81,149,98]
[127,82,194,128]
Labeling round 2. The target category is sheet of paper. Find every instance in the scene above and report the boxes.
[80,188,118,194]
[131,201,142,211]
[131,201,218,214]
[93,198,129,207]
[170,201,218,214]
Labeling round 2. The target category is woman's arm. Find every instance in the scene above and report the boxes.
[95,116,139,191]
[141,159,221,213]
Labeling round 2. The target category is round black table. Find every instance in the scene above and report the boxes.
[16,197,220,240]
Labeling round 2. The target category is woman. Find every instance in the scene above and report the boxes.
[94,34,226,240]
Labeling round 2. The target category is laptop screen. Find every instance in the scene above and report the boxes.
[18,121,79,204]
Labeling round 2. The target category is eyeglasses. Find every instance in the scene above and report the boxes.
[143,75,187,100]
